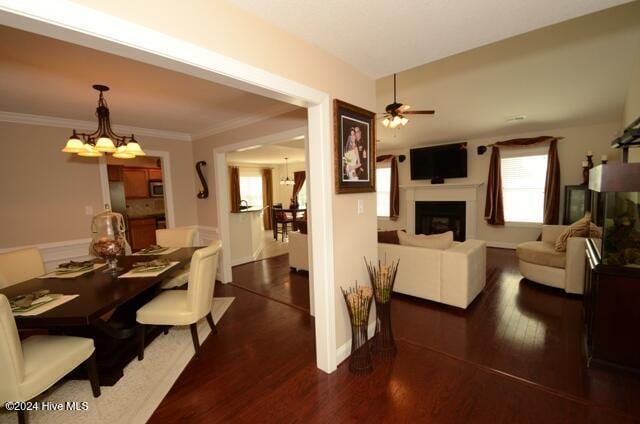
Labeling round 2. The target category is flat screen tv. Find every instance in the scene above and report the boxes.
[410,142,468,180]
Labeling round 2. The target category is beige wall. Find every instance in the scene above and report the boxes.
[273,161,306,207]
[0,121,198,248]
[378,122,622,247]
[624,56,640,128]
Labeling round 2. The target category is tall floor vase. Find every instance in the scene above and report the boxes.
[371,300,396,358]
[341,284,373,375]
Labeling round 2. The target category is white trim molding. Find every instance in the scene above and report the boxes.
[0,110,192,142]
[0,238,93,272]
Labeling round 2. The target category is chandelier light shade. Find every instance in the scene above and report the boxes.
[280,157,295,186]
[62,85,145,159]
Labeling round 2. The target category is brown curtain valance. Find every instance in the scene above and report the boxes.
[229,166,241,213]
[291,171,306,207]
[484,136,560,226]
[262,168,274,230]
[377,155,400,220]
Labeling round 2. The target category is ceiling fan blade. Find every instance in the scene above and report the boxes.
[403,110,435,115]
[398,104,411,112]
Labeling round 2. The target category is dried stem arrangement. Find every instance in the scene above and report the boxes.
[341,282,374,374]
[365,257,400,358]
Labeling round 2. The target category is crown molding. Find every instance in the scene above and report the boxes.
[191,103,299,141]
[0,110,192,142]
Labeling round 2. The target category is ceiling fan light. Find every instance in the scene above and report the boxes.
[125,141,145,156]
[95,136,116,152]
[400,117,409,126]
[77,144,103,157]
[62,135,85,153]
[382,117,390,127]
[113,145,135,159]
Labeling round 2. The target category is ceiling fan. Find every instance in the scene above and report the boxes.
[379,74,435,129]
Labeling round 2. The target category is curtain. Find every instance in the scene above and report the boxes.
[484,147,505,225]
[262,168,273,230]
[376,155,400,220]
[229,166,241,213]
[543,139,560,224]
[494,135,556,147]
[291,171,306,207]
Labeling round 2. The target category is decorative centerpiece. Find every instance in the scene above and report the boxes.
[341,283,374,375]
[365,257,400,358]
[89,207,127,273]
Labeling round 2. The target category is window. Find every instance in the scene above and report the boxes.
[501,152,548,223]
[297,181,307,208]
[376,165,391,217]
[239,175,263,208]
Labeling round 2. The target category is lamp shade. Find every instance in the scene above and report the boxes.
[95,137,116,152]
[125,141,145,156]
[113,145,135,159]
[62,136,85,153]
[77,144,103,157]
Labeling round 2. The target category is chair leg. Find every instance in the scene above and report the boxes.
[190,323,200,359]
[137,324,145,361]
[17,410,27,424]
[84,352,101,398]
[206,312,218,334]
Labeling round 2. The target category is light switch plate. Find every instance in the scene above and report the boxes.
[357,199,364,215]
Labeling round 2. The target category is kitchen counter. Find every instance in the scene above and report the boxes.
[229,209,265,266]
[231,206,267,214]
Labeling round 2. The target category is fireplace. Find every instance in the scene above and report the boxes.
[415,201,466,241]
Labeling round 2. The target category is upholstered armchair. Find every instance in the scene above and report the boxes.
[516,225,587,294]
[156,228,197,289]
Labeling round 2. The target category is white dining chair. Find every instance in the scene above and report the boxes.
[136,241,221,360]
[0,295,100,424]
[155,228,197,289]
[0,247,45,289]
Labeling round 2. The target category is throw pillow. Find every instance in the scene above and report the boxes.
[377,230,401,245]
[554,213,591,252]
[589,222,603,238]
[397,230,454,250]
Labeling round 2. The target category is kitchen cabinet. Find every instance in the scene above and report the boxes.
[148,168,163,180]
[107,165,124,182]
[128,217,157,251]
[122,168,150,198]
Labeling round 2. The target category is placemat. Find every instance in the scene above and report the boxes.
[132,247,181,256]
[13,294,79,316]
[119,261,180,278]
[38,263,106,279]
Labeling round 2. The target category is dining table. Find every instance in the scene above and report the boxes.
[271,207,306,240]
[0,247,202,386]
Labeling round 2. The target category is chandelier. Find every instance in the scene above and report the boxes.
[62,85,145,159]
[280,157,294,185]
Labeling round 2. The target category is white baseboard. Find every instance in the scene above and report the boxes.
[0,238,93,272]
[486,241,518,250]
[335,321,376,366]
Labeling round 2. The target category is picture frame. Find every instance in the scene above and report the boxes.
[333,99,376,194]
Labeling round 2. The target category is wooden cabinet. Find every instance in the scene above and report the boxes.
[563,185,591,224]
[122,168,150,198]
[147,168,163,180]
[128,217,157,251]
[107,165,123,182]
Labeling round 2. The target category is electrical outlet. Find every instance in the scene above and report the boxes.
[85,206,94,216]
[357,199,364,215]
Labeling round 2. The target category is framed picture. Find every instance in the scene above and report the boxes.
[333,99,376,194]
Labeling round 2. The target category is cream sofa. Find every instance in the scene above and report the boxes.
[516,225,586,294]
[379,239,486,309]
[288,231,309,272]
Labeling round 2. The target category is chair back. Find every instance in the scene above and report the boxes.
[156,228,196,248]
[0,247,45,288]
[0,294,25,401]
[187,241,222,320]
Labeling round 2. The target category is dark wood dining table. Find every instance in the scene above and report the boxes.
[271,207,306,240]
[0,247,201,386]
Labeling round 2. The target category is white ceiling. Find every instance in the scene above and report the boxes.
[231,0,632,78]
[227,137,305,164]
[375,3,640,149]
[0,25,298,139]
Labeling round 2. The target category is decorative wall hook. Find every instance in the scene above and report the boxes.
[196,160,209,199]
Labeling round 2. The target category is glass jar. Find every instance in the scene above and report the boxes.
[89,208,127,273]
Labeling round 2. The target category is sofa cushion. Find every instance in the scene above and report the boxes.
[377,230,400,245]
[518,241,566,269]
[398,231,454,250]
[555,213,591,252]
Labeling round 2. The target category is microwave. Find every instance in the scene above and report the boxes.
[149,181,164,197]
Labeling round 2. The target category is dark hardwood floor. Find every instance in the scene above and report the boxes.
[150,248,640,423]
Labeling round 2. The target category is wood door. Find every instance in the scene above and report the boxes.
[129,217,157,250]
[122,168,149,198]
[148,168,163,180]
[107,165,123,182]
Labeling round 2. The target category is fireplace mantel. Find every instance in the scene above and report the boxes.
[403,181,483,239]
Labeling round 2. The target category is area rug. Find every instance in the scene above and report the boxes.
[0,297,235,424]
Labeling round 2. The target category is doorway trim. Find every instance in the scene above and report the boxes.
[0,2,338,372]
[98,149,177,229]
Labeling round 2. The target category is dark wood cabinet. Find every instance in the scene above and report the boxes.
[563,185,590,224]
[128,217,157,251]
[147,168,162,180]
[107,165,123,182]
[122,168,150,198]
